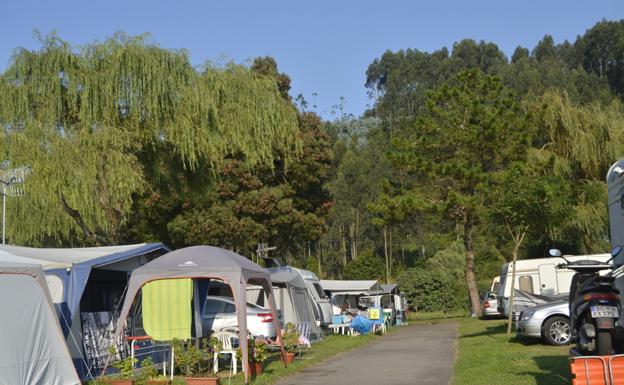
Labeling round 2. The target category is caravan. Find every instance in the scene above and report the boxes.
[497,254,610,318]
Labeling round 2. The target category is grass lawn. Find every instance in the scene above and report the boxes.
[453,317,570,385]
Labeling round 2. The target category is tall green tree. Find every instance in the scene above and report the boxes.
[391,70,529,316]
[0,34,300,246]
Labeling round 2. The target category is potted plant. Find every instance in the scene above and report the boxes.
[173,339,220,385]
[235,337,269,376]
[140,357,171,385]
[282,323,299,364]
[107,346,138,385]
[250,339,269,376]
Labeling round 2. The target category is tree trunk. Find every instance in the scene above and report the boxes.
[389,226,393,279]
[355,208,359,259]
[507,227,527,336]
[383,226,389,284]
[317,241,322,277]
[463,212,482,317]
[341,225,347,265]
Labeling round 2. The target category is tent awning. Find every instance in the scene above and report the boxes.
[320,280,382,294]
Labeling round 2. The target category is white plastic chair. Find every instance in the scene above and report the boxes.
[212,331,238,374]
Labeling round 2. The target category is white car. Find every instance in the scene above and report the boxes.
[201,296,277,338]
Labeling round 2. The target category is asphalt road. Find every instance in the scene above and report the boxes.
[274,321,458,385]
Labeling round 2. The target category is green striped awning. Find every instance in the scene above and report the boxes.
[142,278,193,341]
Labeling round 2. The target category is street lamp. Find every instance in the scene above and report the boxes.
[0,165,30,244]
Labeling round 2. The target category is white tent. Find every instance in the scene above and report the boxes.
[0,260,80,385]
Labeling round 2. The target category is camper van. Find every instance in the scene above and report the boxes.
[497,253,610,318]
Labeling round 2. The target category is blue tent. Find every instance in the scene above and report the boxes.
[0,243,170,379]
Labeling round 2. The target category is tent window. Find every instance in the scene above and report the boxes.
[518,276,534,294]
[312,283,327,299]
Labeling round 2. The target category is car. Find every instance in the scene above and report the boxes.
[201,296,278,338]
[481,291,501,318]
[516,300,570,346]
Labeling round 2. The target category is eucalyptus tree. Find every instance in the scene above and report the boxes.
[0,33,300,245]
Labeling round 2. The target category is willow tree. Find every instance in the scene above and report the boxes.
[0,33,300,245]
[527,90,624,252]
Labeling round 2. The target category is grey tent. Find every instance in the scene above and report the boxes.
[249,266,323,341]
[0,260,80,385]
[110,246,286,384]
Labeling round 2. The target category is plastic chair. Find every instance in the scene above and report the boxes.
[369,307,386,334]
[212,331,238,374]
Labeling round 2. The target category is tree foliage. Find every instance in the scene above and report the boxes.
[0,33,300,245]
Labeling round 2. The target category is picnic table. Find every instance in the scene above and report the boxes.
[327,322,352,335]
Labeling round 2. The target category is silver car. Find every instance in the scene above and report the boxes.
[516,300,570,346]
[482,291,501,318]
[201,296,277,338]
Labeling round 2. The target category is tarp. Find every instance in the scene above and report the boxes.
[110,245,286,384]
[320,279,383,295]
[0,261,80,385]
[381,284,399,294]
[142,278,193,341]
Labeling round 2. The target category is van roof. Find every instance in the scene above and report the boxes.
[509,253,611,270]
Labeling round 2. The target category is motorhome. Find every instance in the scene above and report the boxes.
[606,158,624,319]
[497,253,610,318]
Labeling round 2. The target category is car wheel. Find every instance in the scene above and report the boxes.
[542,316,571,346]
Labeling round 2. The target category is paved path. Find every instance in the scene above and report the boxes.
[275,322,458,385]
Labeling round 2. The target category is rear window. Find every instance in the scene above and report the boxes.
[204,299,227,314]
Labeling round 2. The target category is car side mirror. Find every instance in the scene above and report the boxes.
[612,246,622,258]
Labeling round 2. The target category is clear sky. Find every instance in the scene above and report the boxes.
[1,0,622,119]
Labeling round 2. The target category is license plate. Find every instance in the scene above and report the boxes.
[590,305,619,318]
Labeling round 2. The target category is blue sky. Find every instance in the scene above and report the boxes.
[1,0,622,119]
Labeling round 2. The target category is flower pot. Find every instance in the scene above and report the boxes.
[109,380,134,385]
[146,380,171,385]
[285,352,296,364]
[185,377,220,385]
[250,361,263,376]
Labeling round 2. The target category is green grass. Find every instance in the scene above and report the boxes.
[453,318,570,385]
[407,309,467,322]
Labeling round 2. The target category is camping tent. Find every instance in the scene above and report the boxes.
[248,266,323,341]
[0,243,170,378]
[0,261,81,385]
[110,245,286,384]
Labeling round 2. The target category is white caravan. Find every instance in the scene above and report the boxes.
[497,253,610,318]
